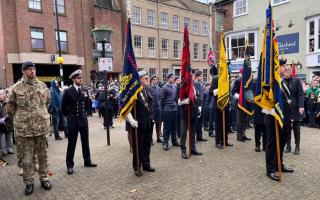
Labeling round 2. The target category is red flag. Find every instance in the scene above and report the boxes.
[180,26,194,105]
[207,48,215,66]
[291,63,296,78]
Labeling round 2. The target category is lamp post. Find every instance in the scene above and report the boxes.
[54,0,64,87]
[92,27,113,146]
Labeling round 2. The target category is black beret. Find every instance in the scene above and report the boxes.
[21,61,34,71]
[279,58,287,66]
[150,75,157,81]
[166,73,174,79]
[195,70,202,77]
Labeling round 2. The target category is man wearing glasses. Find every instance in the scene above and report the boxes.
[62,69,97,175]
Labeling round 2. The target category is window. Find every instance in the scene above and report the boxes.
[203,21,209,36]
[193,20,199,34]
[54,0,65,14]
[272,0,288,6]
[173,40,180,59]
[162,39,169,58]
[134,35,142,57]
[234,0,247,17]
[184,17,190,28]
[203,44,208,60]
[56,31,68,51]
[231,34,245,59]
[147,10,156,26]
[149,68,156,77]
[132,7,141,24]
[173,15,180,31]
[28,0,41,10]
[148,37,156,58]
[31,27,44,50]
[194,43,199,60]
[162,68,169,81]
[225,31,257,60]
[308,21,315,53]
[203,69,208,82]
[161,12,168,29]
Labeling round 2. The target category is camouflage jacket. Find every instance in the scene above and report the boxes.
[7,77,51,137]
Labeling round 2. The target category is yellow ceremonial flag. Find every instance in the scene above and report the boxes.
[217,32,229,111]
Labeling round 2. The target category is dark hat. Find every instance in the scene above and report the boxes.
[195,70,202,77]
[21,61,35,71]
[166,73,174,79]
[279,58,287,66]
[138,70,148,78]
[69,69,83,79]
[150,75,157,81]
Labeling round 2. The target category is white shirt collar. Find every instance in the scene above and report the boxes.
[74,84,81,91]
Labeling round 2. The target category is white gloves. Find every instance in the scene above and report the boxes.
[178,98,190,106]
[125,113,138,128]
[198,106,202,113]
[213,89,218,96]
[234,93,239,100]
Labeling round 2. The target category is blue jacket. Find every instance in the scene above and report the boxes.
[161,82,177,112]
[49,80,62,113]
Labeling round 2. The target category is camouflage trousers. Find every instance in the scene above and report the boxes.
[15,137,38,168]
[18,135,48,185]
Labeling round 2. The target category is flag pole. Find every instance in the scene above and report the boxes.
[222,109,226,148]
[188,105,192,158]
[134,105,141,174]
[275,119,282,181]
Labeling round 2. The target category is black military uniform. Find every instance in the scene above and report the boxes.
[62,70,96,174]
[265,59,294,181]
[212,74,233,149]
[129,86,154,175]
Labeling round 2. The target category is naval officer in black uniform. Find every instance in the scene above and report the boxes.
[62,69,97,175]
[125,71,155,177]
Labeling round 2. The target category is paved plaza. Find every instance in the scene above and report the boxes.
[1,114,320,200]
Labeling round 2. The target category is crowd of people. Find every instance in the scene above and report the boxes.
[1,59,320,194]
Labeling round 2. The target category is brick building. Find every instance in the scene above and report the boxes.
[121,0,212,82]
[0,0,123,88]
[210,0,233,68]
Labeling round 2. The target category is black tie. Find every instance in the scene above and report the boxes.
[78,88,81,95]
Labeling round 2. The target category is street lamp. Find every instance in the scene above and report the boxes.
[92,26,113,146]
[54,0,64,87]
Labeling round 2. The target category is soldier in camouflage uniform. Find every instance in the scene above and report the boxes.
[7,61,52,195]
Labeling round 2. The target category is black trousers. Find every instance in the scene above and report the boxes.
[265,115,287,174]
[255,123,266,149]
[66,125,91,168]
[287,121,300,146]
[215,108,229,145]
[236,108,248,138]
[131,127,152,171]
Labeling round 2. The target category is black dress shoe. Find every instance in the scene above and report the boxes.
[208,132,215,137]
[243,135,251,140]
[163,144,169,151]
[172,142,180,146]
[216,144,223,149]
[281,165,294,173]
[67,167,73,175]
[191,150,203,155]
[204,127,209,131]
[55,136,63,140]
[228,129,234,133]
[267,172,280,181]
[135,170,142,177]
[84,162,97,167]
[181,152,188,159]
[157,138,163,143]
[237,138,246,142]
[226,142,233,147]
[41,181,52,190]
[255,146,261,152]
[143,166,155,172]
[197,138,208,142]
[25,184,34,195]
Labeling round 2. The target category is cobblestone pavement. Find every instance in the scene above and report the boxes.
[1,114,320,200]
